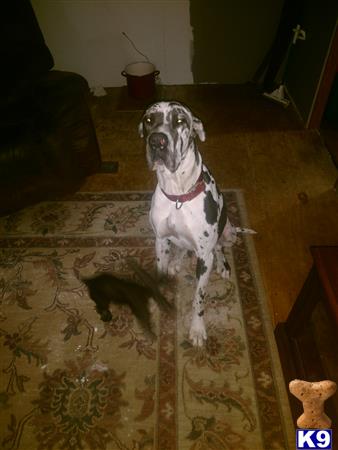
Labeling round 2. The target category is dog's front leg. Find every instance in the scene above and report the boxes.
[168,247,186,276]
[155,237,171,277]
[189,252,213,346]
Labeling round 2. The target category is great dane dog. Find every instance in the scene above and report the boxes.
[138,101,254,346]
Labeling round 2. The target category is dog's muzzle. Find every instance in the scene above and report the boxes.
[149,132,168,151]
[148,132,170,167]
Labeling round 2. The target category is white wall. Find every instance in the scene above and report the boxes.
[32,0,194,88]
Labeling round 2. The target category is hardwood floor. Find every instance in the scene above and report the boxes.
[320,119,338,169]
[82,84,338,327]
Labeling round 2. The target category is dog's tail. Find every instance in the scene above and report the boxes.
[127,258,174,313]
[222,219,257,247]
[235,227,257,234]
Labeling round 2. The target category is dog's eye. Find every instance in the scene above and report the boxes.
[176,117,185,125]
[145,117,152,124]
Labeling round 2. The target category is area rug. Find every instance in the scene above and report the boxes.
[0,191,294,450]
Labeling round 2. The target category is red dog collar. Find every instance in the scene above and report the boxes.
[161,172,205,209]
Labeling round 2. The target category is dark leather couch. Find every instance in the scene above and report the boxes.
[0,0,101,216]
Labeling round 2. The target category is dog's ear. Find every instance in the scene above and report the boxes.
[138,120,144,138]
[192,117,206,142]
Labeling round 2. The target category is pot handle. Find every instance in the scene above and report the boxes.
[121,70,160,77]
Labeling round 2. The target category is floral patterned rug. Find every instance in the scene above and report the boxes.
[0,191,294,450]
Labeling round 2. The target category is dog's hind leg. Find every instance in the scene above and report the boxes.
[189,252,214,346]
[222,218,238,247]
[214,243,231,279]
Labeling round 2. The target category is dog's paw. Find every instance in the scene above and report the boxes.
[216,264,230,279]
[222,265,231,279]
[214,247,231,280]
[189,317,207,347]
[217,259,231,279]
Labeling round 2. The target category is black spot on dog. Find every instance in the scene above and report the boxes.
[218,199,228,238]
[179,136,185,157]
[198,310,204,317]
[165,249,170,254]
[203,191,218,225]
[194,144,200,165]
[198,288,205,300]
[196,257,207,279]
[202,170,211,185]
[143,111,164,130]
[203,231,209,237]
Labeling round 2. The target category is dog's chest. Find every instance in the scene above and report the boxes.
[151,187,219,250]
[152,200,196,237]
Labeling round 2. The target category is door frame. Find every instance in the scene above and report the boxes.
[307,21,338,129]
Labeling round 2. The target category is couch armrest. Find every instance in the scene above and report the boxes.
[35,70,101,176]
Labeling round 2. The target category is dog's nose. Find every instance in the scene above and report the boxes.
[149,132,168,150]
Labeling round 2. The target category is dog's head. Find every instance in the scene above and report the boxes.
[138,101,205,173]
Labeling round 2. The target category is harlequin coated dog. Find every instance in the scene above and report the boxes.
[138,101,255,346]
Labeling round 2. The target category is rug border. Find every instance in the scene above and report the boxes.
[234,189,295,450]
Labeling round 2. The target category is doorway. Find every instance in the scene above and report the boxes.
[312,23,338,171]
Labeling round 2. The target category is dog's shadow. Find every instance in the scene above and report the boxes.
[82,259,175,339]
